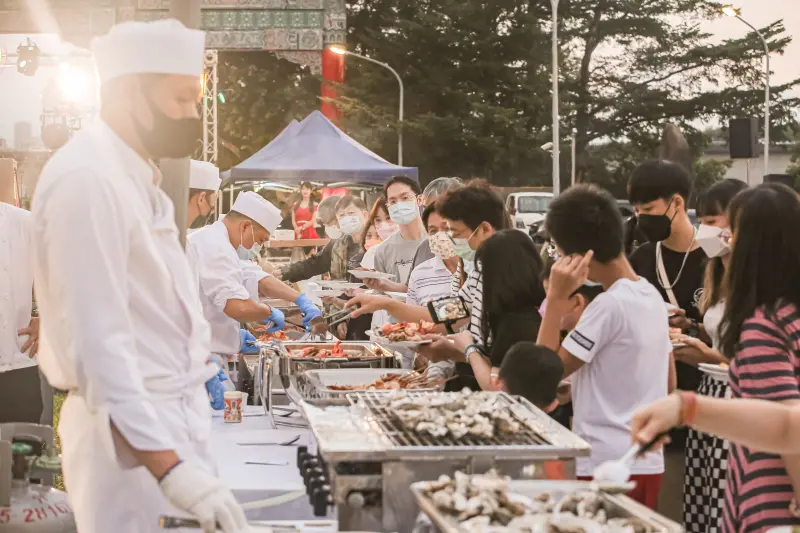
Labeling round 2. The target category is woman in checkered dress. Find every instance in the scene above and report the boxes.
[677,180,746,532]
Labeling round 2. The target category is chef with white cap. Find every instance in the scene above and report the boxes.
[30,19,249,533]
[188,159,221,232]
[188,192,323,377]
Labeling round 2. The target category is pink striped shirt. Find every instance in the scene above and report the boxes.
[723,304,800,533]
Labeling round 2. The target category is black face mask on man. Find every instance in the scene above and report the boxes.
[637,197,678,243]
[134,96,201,160]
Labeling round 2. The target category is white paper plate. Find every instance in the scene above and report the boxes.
[312,289,344,297]
[671,342,687,348]
[348,269,395,281]
[386,291,407,301]
[366,330,433,349]
[697,363,730,383]
[318,280,365,290]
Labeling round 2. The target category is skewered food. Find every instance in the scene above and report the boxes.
[327,371,444,391]
[378,321,438,342]
[420,471,656,533]
[386,390,523,439]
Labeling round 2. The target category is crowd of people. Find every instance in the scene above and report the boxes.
[276,164,800,533]
[2,15,800,533]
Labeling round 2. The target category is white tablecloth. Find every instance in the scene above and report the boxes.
[210,406,331,522]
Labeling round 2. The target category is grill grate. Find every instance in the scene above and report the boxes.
[350,390,550,448]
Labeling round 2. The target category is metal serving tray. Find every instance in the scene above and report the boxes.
[345,390,589,456]
[411,479,684,533]
[278,342,396,374]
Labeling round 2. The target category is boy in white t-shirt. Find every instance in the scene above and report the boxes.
[537,185,676,510]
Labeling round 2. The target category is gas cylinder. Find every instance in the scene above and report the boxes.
[0,424,76,532]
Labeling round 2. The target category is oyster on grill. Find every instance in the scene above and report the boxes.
[385,390,526,440]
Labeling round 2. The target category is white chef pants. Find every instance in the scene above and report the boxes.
[59,394,214,533]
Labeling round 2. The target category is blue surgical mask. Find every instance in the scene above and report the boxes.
[237,224,262,261]
[338,215,364,236]
[388,201,419,225]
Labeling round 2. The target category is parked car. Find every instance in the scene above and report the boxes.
[506,192,553,232]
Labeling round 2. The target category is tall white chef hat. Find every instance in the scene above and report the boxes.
[92,19,206,84]
[190,160,221,192]
[232,191,283,234]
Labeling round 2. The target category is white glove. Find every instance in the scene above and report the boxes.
[159,461,248,533]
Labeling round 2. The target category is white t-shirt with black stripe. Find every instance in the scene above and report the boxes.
[454,261,486,345]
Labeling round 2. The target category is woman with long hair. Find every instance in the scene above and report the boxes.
[447,229,545,390]
[359,197,397,268]
[632,183,800,533]
[677,178,746,533]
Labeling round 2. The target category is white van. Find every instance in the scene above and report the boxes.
[506,192,554,231]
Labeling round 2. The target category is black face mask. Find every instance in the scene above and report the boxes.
[637,198,677,243]
[134,96,201,160]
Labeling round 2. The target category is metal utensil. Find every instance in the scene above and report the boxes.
[237,435,300,447]
[245,461,290,466]
[159,516,336,531]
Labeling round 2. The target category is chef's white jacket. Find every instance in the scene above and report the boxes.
[31,121,216,454]
[0,203,35,372]
[187,221,268,355]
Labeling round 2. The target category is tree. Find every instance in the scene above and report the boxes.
[337,0,798,188]
[216,52,321,170]
[559,0,798,192]
[215,0,798,194]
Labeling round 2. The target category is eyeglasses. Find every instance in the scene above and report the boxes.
[546,242,560,260]
[387,194,417,206]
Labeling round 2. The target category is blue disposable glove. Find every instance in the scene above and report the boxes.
[265,306,285,333]
[205,364,228,410]
[295,293,323,329]
[239,329,259,354]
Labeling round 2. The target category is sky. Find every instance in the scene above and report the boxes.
[0,0,796,146]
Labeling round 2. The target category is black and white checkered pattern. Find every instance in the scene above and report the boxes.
[683,374,730,533]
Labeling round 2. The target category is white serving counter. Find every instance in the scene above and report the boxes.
[210,406,332,523]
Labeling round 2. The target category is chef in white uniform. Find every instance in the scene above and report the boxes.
[0,200,42,424]
[188,192,323,384]
[31,20,248,533]
[188,160,220,233]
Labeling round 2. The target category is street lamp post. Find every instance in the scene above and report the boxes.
[570,128,577,188]
[551,0,561,196]
[330,46,405,166]
[722,5,771,177]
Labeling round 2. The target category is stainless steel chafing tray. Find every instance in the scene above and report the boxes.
[411,479,683,533]
[252,342,398,428]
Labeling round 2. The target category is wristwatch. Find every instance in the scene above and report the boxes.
[464,344,484,364]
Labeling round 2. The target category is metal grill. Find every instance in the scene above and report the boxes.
[349,391,550,449]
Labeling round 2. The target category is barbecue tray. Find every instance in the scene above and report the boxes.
[303,390,590,461]
[411,479,684,533]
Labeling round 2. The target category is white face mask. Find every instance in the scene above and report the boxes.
[697,224,730,258]
[237,224,262,261]
[325,225,343,240]
[388,201,419,225]
[338,215,364,236]
[376,221,398,240]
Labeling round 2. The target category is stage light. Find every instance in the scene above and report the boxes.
[16,38,40,76]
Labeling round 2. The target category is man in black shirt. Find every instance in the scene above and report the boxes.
[627,159,705,520]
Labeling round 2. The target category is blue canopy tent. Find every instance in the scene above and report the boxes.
[226,111,418,185]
